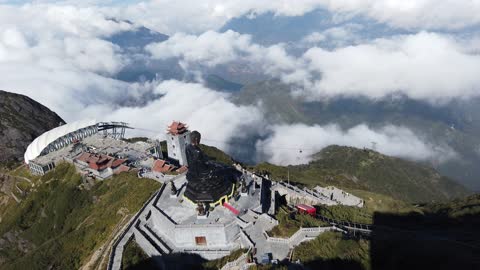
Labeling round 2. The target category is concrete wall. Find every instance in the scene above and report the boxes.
[151,207,176,233]
[166,131,190,166]
[272,182,340,208]
[225,220,241,243]
[143,171,176,183]
[150,205,237,249]
[134,226,162,257]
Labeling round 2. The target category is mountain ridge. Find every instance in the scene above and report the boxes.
[0,90,65,164]
[230,79,480,191]
[250,145,469,203]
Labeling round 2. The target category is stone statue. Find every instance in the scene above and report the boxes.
[170,181,177,196]
[185,130,213,180]
[184,130,240,205]
[241,177,248,193]
[197,202,206,216]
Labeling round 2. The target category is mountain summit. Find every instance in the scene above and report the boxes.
[0,90,65,164]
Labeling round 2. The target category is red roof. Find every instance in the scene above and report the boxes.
[75,152,126,172]
[114,165,130,174]
[167,121,188,135]
[88,157,112,171]
[76,152,93,163]
[111,159,127,168]
[152,159,176,173]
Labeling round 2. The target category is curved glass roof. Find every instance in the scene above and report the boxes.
[24,119,97,164]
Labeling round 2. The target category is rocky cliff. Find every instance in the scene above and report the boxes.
[0,90,64,163]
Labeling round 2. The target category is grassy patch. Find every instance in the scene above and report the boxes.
[9,165,41,183]
[315,190,417,225]
[316,205,373,225]
[202,248,248,270]
[0,161,21,171]
[268,207,329,238]
[0,163,160,270]
[422,193,480,218]
[293,231,370,270]
[199,144,234,166]
[121,237,151,270]
[15,180,31,192]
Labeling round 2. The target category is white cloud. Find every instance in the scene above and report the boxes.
[324,0,480,30]
[0,1,475,170]
[0,4,133,38]
[147,30,480,103]
[0,4,263,153]
[297,32,480,102]
[146,30,257,67]
[0,4,131,75]
[301,24,364,47]
[0,4,148,121]
[256,123,457,166]
[146,30,301,80]
[5,1,479,35]
[115,0,329,34]
[81,80,264,151]
[115,0,480,34]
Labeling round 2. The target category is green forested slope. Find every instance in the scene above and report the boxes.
[0,163,160,270]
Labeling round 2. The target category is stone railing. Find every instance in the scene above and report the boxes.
[265,226,335,247]
[265,215,279,225]
[182,249,232,260]
[235,216,250,228]
[264,230,289,244]
[220,247,253,270]
[220,253,248,270]
[175,223,225,229]
[240,229,255,248]
[107,188,161,270]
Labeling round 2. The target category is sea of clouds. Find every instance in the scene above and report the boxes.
[1,0,479,166]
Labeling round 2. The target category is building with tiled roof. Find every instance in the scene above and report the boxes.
[74,152,128,180]
[152,159,175,173]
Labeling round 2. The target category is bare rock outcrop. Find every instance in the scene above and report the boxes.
[0,90,65,163]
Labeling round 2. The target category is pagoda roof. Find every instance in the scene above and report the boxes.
[167,121,188,135]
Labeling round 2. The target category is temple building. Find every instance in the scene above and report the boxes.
[166,121,191,166]
[101,122,369,270]
[74,152,129,180]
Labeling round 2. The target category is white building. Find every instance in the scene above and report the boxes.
[166,121,191,166]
